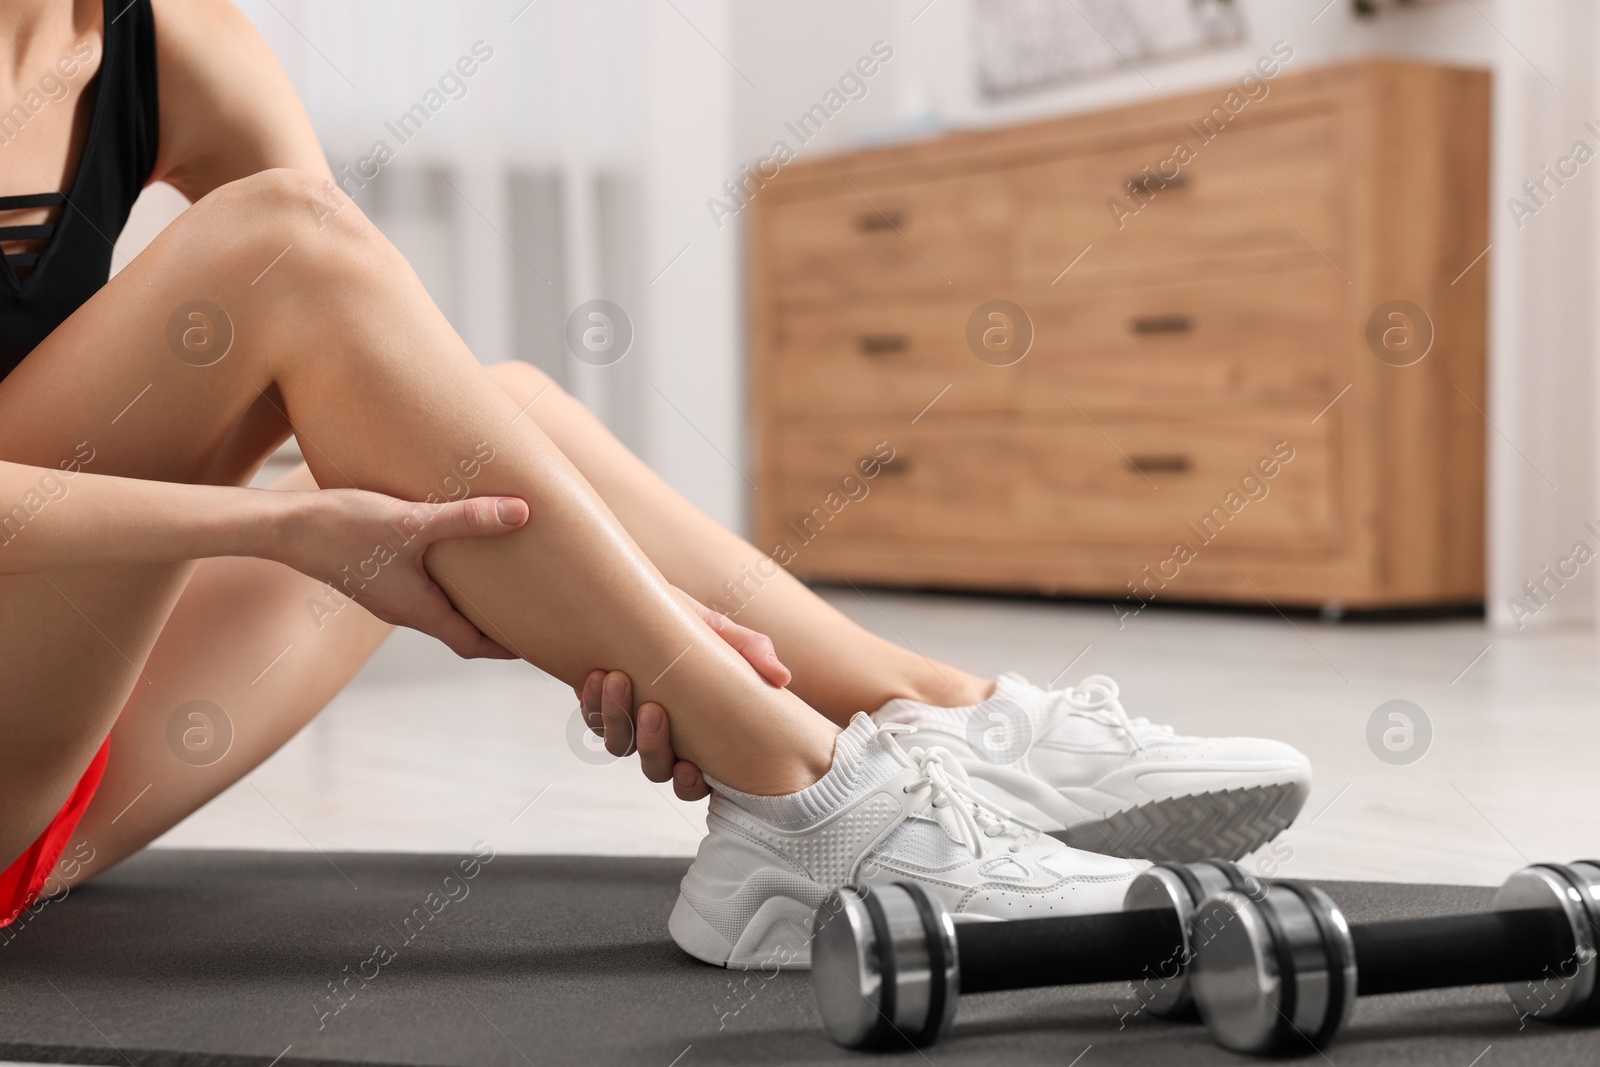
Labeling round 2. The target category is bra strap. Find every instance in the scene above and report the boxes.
[0,192,67,210]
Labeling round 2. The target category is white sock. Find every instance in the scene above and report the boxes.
[704,713,899,829]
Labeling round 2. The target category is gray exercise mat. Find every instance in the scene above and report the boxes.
[0,849,1594,1066]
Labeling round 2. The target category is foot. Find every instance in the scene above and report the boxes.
[669,714,1144,970]
[872,674,1311,863]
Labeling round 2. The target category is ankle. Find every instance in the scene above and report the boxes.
[708,714,893,823]
[899,670,994,710]
[715,717,839,797]
[756,753,834,795]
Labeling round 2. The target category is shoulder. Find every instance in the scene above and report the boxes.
[147,0,331,199]
[149,0,257,37]
[148,0,269,92]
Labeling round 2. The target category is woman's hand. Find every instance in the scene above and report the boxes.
[577,591,791,800]
[272,489,530,659]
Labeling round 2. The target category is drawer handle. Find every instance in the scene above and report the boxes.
[871,456,912,476]
[858,334,908,356]
[1123,172,1189,193]
[1127,454,1191,474]
[1130,314,1194,335]
[857,210,904,233]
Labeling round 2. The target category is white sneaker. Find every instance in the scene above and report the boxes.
[872,674,1311,863]
[668,713,1144,970]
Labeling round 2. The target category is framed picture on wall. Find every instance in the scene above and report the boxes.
[973,0,1246,98]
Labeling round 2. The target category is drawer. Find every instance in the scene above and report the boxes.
[767,171,1012,303]
[768,266,1346,419]
[1013,112,1346,281]
[1021,267,1348,407]
[769,414,1334,553]
[769,296,1021,417]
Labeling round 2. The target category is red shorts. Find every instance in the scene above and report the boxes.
[0,737,110,929]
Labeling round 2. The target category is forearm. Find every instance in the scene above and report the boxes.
[0,460,289,573]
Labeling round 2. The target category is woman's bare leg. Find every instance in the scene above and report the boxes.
[488,361,993,720]
[73,360,662,880]
[0,169,834,869]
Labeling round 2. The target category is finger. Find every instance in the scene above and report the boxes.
[634,702,675,783]
[702,611,792,688]
[739,631,791,688]
[581,670,607,734]
[416,585,517,660]
[446,623,518,659]
[424,496,529,544]
[673,761,710,802]
[582,670,604,729]
[450,610,518,658]
[599,670,636,757]
[630,703,675,780]
[677,590,788,685]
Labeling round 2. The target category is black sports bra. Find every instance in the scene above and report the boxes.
[0,0,160,380]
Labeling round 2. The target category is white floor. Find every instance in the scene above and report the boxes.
[149,586,1598,888]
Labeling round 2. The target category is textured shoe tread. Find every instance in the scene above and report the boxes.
[1051,781,1302,862]
[724,895,818,971]
[679,868,829,945]
[670,889,820,970]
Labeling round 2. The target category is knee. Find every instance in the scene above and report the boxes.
[134,169,386,366]
[179,169,389,288]
[201,168,369,240]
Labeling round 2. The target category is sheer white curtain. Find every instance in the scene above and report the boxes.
[202,0,746,529]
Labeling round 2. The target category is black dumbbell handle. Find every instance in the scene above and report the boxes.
[957,907,1185,994]
[1349,908,1575,996]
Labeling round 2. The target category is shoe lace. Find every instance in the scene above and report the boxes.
[878,723,1039,856]
[1038,673,1174,752]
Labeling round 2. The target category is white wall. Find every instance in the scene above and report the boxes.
[641,0,745,532]
[728,0,1600,629]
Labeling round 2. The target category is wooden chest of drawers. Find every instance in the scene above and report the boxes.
[750,59,1488,611]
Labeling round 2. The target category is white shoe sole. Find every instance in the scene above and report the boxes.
[669,887,1029,972]
[1052,780,1307,862]
[669,891,819,970]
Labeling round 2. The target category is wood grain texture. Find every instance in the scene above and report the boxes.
[749,59,1489,610]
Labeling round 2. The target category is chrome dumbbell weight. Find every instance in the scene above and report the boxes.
[1190,860,1600,1056]
[811,860,1262,1049]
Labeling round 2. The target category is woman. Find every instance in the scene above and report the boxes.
[0,0,1310,968]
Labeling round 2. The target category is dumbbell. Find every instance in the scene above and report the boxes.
[1190,860,1600,1055]
[811,860,1263,1049]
